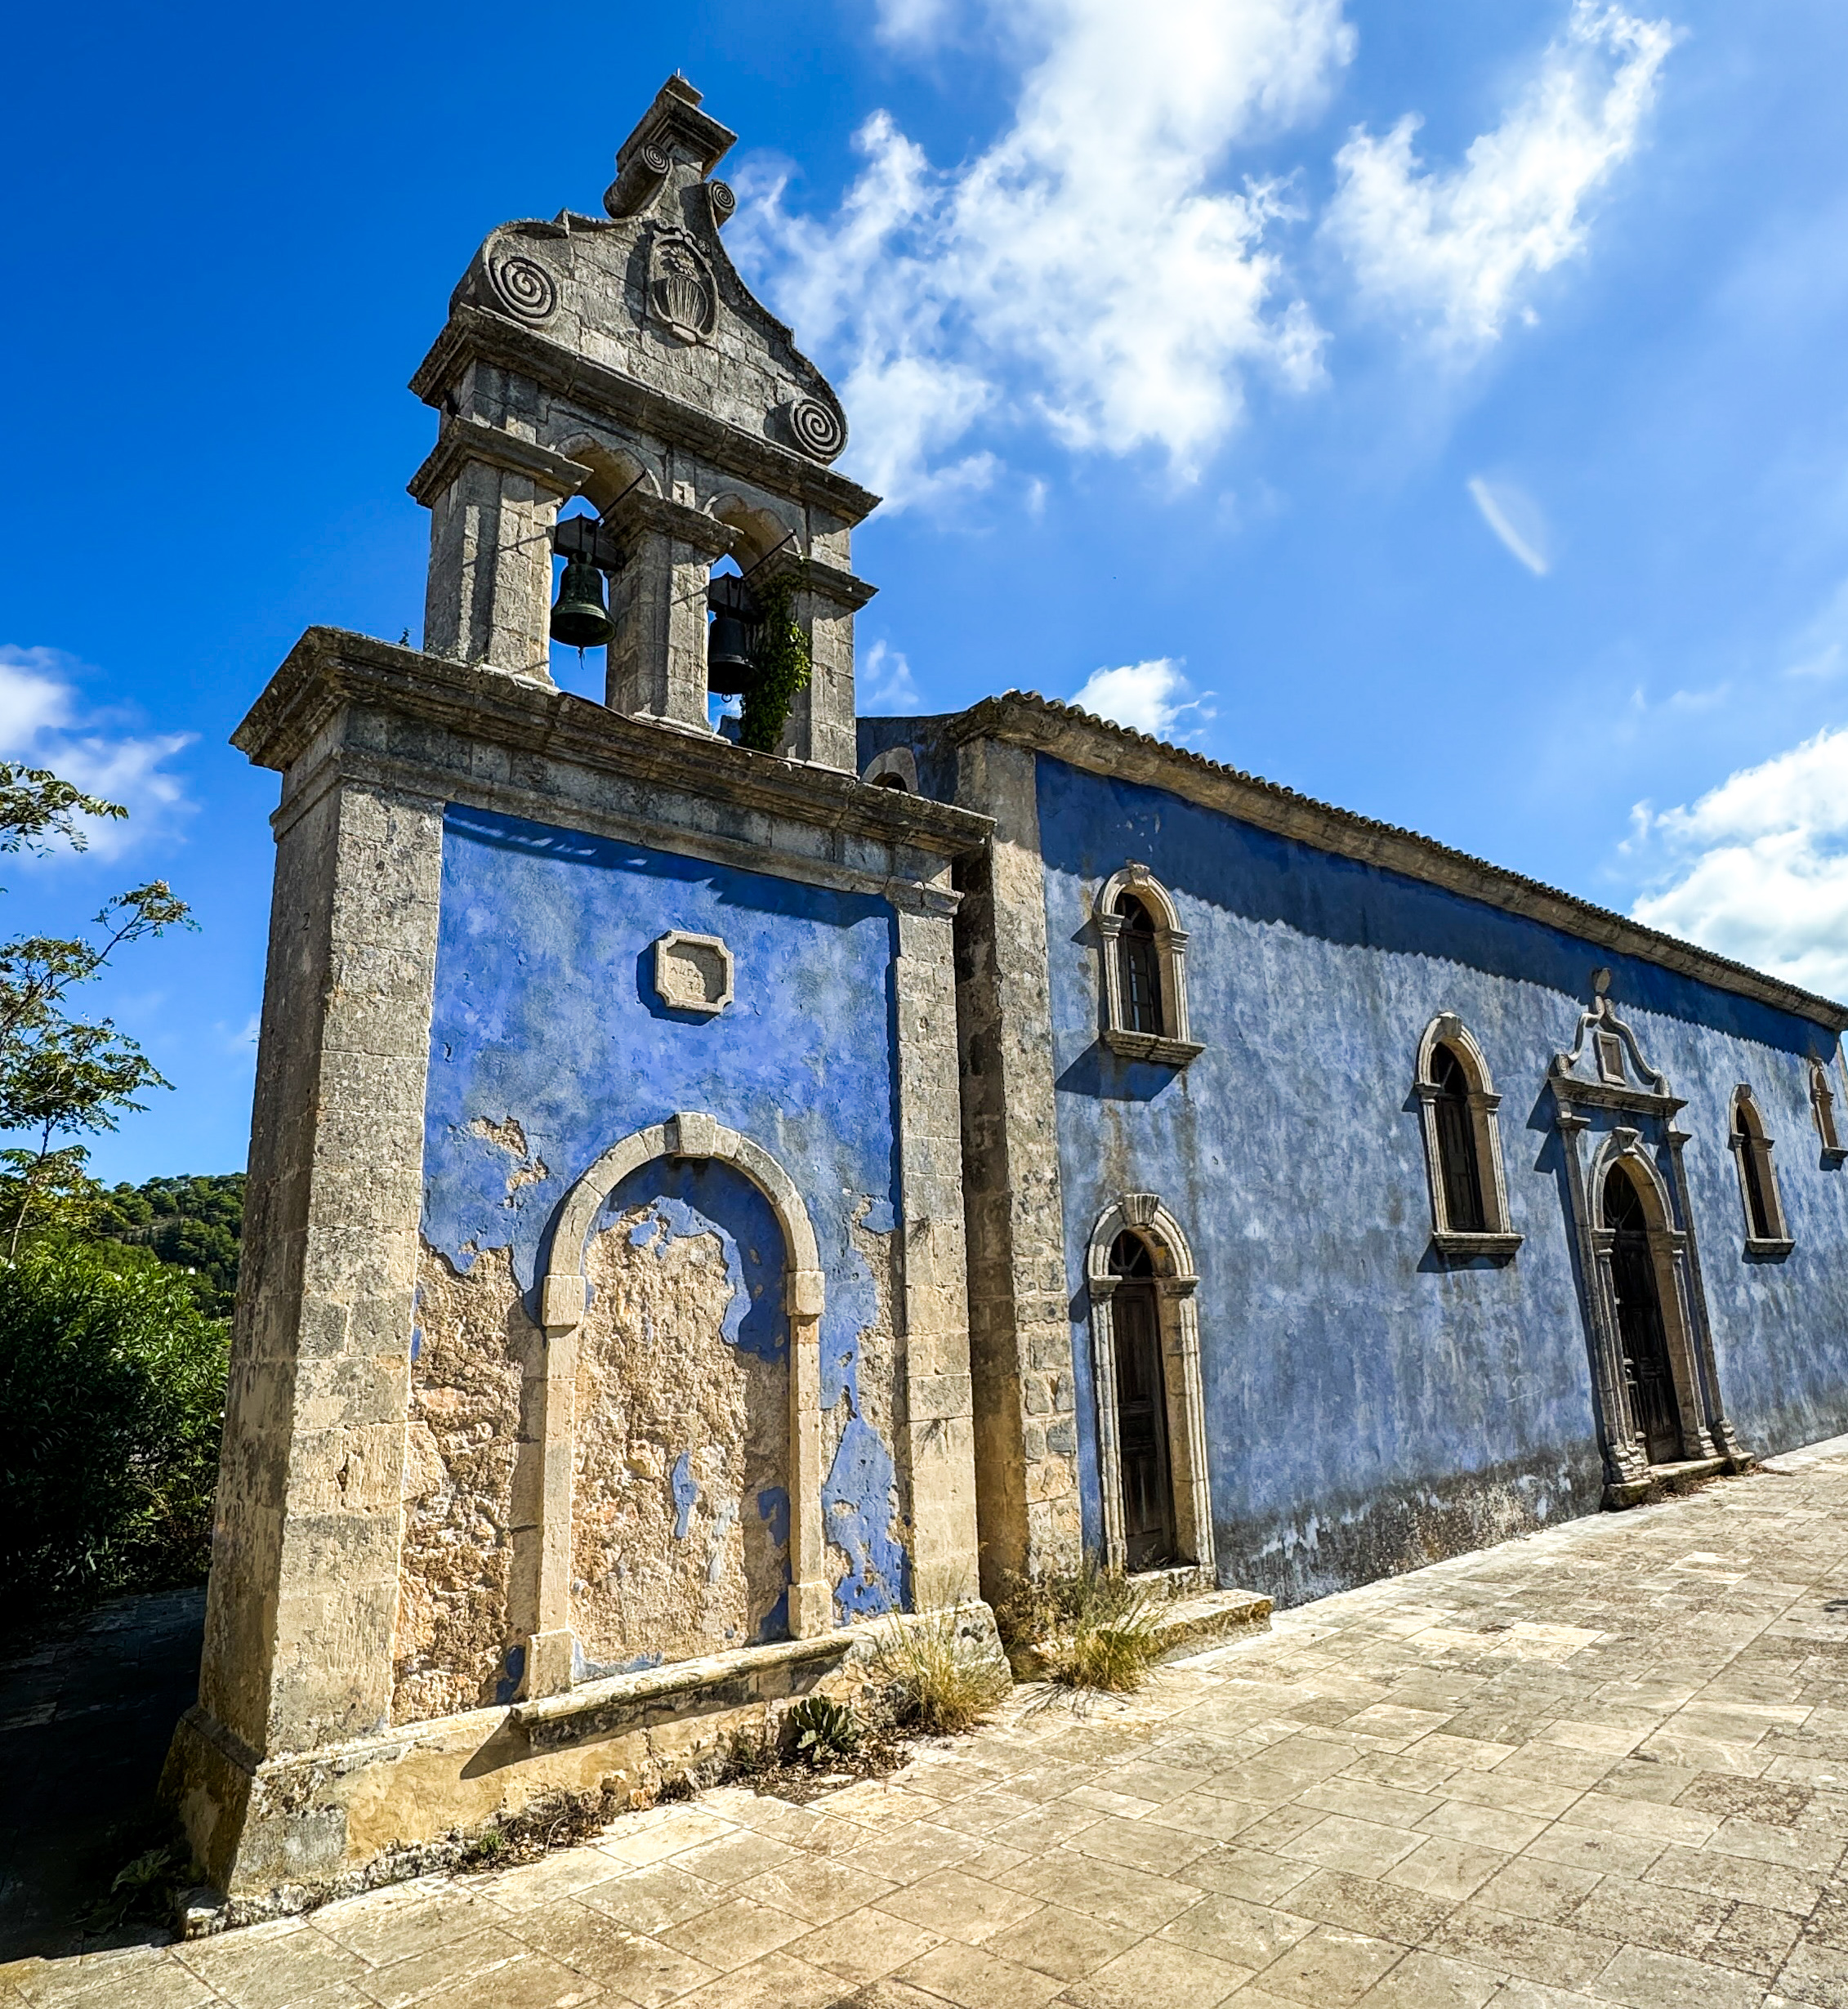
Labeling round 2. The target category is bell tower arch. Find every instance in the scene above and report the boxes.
[406,74,878,770]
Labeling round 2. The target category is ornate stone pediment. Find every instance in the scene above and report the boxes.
[1551,975,1676,1109]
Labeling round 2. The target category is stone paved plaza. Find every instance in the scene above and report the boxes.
[14,1434,1848,2009]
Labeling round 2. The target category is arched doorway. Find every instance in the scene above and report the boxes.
[1604,1163,1681,1466]
[1106,1230,1174,1570]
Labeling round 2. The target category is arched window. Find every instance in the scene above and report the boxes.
[1812,1058,1845,1162]
[860,747,919,794]
[1094,868,1202,1066]
[1116,895,1163,1036]
[1415,1016,1520,1259]
[1731,1087,1791,1252]
[1431,1045,1486,1234]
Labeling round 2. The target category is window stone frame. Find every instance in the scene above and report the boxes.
[1730,1084,1794,1257]
[1811,1055,1846,1166]
[1094,864,1203,1067]
[1414,1014,1521,1261]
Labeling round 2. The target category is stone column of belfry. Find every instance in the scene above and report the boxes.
[411,417,592,681]
[604,490,734,733]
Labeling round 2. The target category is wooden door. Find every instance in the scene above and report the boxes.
[1605,1168,1681,1466]
[1112,1279,1174,1570]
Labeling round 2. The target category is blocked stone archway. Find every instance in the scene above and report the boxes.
[524,1112,828,1698]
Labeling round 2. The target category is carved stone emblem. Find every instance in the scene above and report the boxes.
[786,395,847,461]
[484,251,557,325]
[652,931,733,1016]
[649,230,716,345]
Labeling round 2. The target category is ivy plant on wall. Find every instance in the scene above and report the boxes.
[739,569,811,753]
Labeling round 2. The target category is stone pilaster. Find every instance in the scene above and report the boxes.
[952,736,1081,1594]
[604,492,732,734]
[170,757,443,1889]
[893,900,981,1599]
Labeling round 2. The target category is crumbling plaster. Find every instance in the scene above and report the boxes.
[417,802,911,1650]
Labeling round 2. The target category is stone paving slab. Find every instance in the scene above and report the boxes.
[11,1435,1848,2008]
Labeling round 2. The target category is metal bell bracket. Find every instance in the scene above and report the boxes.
[551,514,627,573]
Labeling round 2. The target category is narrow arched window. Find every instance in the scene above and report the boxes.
[1432,1045,1486,1233]
[1095,870,1201,1065]
[1812,1060,1841,1157]
[1415,1016,1520,1258]
[1116,895,1163,1036]
[1732,1088,1790,1250]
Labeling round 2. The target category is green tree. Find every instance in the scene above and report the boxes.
[0,762,190,1245]
[92,1172,244,1315]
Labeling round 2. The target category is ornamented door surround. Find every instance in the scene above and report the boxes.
[1550,993,1747,1508]
[528,1111,828,1699]
[1085,1194,1215,1577]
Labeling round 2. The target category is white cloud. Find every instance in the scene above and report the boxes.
[1327,2,1676,353]
[1631,725,1848,998]
[732,0,1355,505]
[1069,657,1212,739]
[859,639,924,712]
[0,646,193,859]
[1467,476,1551,574]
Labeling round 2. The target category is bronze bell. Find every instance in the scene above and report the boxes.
[706,605,756,694]
[550,556,614,650]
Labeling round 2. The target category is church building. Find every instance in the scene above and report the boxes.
[165,77,1848,1909]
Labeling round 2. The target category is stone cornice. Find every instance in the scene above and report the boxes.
[232,628,993,864]
[947,691,1848,1034]
[408,306,882,524]
[405,414,593,507]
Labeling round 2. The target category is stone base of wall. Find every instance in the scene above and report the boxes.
[161,1603,1002,1919]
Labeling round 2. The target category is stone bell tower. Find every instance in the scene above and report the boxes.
[165,77,989,1912]
[408,73,877,768]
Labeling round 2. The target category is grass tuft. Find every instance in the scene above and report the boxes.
[994,1560,1166,1693]
[875,1601,1012,1734]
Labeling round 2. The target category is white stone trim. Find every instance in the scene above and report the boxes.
[1414,1014,1521,1259]
[1094,865,1203,1067]
[1084,1194,1214,1578]
[529,1114,828,1698]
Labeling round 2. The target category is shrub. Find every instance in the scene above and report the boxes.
[994,1561,1166,1694]
[0,1239,229,1613]
[877,1601,1012,1734]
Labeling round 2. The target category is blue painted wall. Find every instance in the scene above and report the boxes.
[418,804,908,1623]
[1033,757,1848,1607]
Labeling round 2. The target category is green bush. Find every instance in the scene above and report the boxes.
[0,1239,228,1612]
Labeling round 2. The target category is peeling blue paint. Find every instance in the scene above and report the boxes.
[671,1451,699,1540]
[609,1161,783,1360]
[823,1415,907,1618]
[417,803,916,1626]
[756,1484,791,1551]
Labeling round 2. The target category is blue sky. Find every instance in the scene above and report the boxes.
[4,0,1847,1181]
